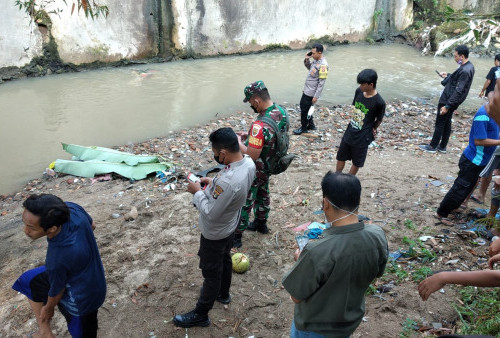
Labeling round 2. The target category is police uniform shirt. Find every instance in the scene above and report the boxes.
[192,155,256,240]
[303,57,329,98]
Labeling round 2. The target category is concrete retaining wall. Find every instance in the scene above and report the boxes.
[1,0,415,70]
[0,0,43,68]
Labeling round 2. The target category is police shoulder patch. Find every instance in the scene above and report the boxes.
[319,65,328,79]
[212,185,224,199]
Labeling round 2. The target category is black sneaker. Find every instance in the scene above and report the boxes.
[293,127,304,135]
[173,310,210,328]
[436,146,447,154]
[247,221,270,234]
[216,295,231,304]
[419,145,436,153]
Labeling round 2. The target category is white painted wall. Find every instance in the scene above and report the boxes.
[44,0,157,64]
[172,0,380,54]
[393,0,413,31]
[1,0,415,69]
[0,0,43,68]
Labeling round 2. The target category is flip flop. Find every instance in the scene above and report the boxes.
[434,214,454,226]
[470,195,484,204]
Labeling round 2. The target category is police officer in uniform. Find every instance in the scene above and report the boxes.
[294,43,329,135]
[234,81,290,248]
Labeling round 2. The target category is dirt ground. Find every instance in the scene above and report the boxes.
[0,100,497,337]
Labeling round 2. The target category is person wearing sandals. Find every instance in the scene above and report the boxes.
[435,105,500,225]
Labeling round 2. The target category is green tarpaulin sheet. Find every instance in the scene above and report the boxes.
[53,143,171,180]
[54,159,168,180]
[63,143,160,166]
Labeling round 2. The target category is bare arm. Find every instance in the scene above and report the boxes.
[239,140,261,162]
[40,288,65,322]
[418,270,500,301]
[489,237,500,257]
[486,79,500,125]
[91,221,96,231]
[480,79,491,97]
[489,253,500,269]
[474,139,500,147]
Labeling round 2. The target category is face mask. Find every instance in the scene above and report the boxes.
[323,198,358,227]
[214,154,223,164]
[250,99,259,114]
[457,59,463,65]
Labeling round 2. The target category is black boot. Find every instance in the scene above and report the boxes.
[173,310,210,328]
[216,294,232,304]
[247,219,269,234]
[307,120,316,130]
[233,233,242,248]
[293,127,305,135]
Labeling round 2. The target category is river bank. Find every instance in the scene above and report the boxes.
[1,99,498,337]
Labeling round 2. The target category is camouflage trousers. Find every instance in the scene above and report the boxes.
[238,170,270,232]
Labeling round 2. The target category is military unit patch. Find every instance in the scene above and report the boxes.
[248,121,265,149]
[251,123,262,137]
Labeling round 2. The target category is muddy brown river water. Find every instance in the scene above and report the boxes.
[0,44,494,194]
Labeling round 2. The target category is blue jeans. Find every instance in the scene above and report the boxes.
[290,320,325,338]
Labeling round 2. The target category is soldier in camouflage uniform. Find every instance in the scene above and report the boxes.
[233,81,290,248]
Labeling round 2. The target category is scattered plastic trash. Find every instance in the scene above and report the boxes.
[295,235,309,251]
[445,259,459,265]
[430,180,444,187]
[474,238,486,246]
[358,214,370,221]
[305,228,323,239]
[293,222,311,232]
[389,250,404,261]
[432,322,443,329]
[307,222,326,230]
[43,168,57,178]
[419,236,433,242]
[91,173,112,184]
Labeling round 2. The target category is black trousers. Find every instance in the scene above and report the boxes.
[299,93,314,129]
[430,103,456,149]
[437,154,484,217]
[195,232,234,315]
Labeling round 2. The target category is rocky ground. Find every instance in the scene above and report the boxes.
[0,100,498,337]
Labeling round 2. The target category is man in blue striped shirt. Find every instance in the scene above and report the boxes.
[436,105,500,223]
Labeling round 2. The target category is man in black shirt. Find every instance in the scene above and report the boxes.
[479,54,500,98]
[420,45,475,154]
[336,69,385,175]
